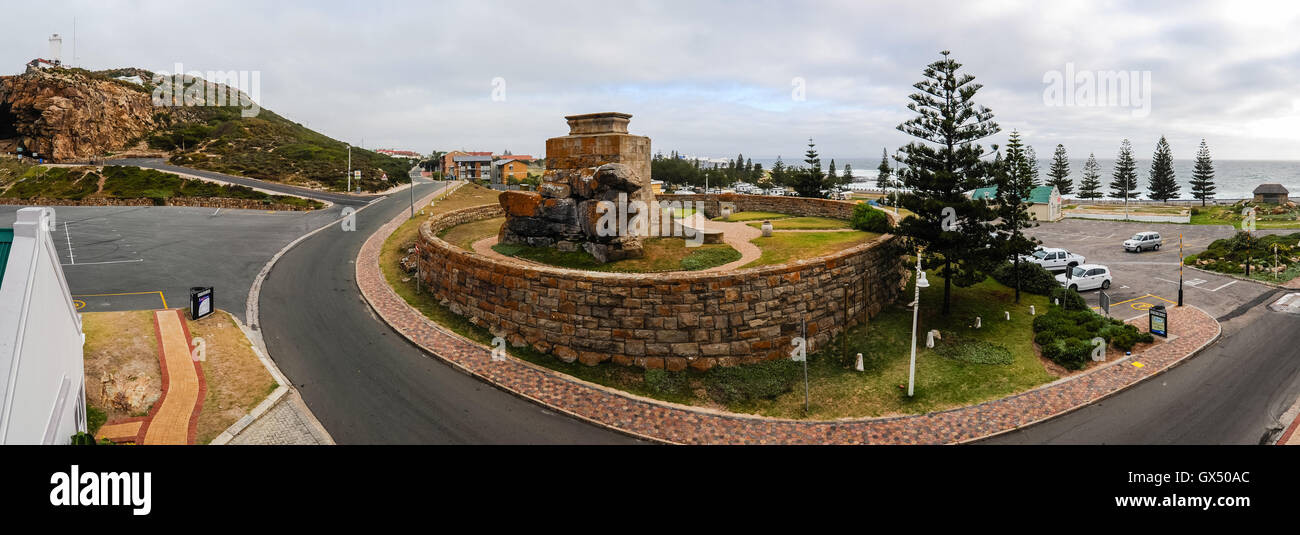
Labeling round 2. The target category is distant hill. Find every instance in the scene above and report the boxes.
[1,66,409,193]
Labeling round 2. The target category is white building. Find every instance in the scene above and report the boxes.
[0,207,87,444]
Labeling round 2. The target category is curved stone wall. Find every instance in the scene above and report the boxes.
[415,195,904,370]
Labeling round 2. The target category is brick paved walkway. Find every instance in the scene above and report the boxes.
[96,309,206,444]
[227,393,332,445]
[358,196,1222,444]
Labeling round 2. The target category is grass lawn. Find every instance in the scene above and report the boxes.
[745,231,879,268]
[719,211,791,222]
[187,309,278,444]
[439,216,504,250]
[1074,203,1188,215]
[492,237,741,272]
[737,272,1056,419]
[1189,204,1300,229]
[746,216,850,230]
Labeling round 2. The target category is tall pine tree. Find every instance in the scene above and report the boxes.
[877,148,892,190]
[1047,143,1072,195]
[1109,139,1139,201]
[842,163,853,186]
[1024,146,1040,187]
[991,131,1041,303]
[1147,136,1179,202]
[1078,153,1103,199]
[895,51,1001,315]
[792,138,826,197]
[1190,139,1216,206]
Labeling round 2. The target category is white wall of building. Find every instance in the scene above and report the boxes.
[0,207,86,444]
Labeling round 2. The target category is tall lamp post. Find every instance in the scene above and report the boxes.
[907,249,930,397]
[346,144,352,193]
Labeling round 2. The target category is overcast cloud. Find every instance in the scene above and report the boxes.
[4,0,1300,160]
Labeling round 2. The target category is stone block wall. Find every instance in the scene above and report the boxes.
[659,193,858,220]
[415,195,905,370]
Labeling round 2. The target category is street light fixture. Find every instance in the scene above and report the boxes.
[908,250,929,397]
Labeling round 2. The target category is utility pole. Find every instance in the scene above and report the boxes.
[410,168,416,219]
[347,144,352,192]
[1178,234,1184,307]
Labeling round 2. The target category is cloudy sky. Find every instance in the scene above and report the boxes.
[5,0,1300,161]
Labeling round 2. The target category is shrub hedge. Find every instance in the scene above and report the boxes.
[992,261,1059,295]
[850,203,892,233]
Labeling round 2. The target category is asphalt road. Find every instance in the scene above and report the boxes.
[984,301,1300,444]
[0,203,344,319]
[255,177,640,444]
[114,157,380,205]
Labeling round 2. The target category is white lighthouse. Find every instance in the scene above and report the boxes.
[48,34,62,65]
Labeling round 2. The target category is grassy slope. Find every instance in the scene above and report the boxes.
[152,105,413,192]
[747,216,850,230]
[492,238,741,273]
[1189,203,1300,229]
[0,165,322,208]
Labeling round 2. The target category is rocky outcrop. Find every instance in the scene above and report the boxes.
[499,163,648,262]
[0,68,158,161]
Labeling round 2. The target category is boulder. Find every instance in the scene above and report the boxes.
[593,163,641,193]
[499,190,542,217]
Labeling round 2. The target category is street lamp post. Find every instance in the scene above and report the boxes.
[347,144,352,193]
[907,249,930,397]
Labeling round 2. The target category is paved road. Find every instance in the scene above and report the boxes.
[114,158,380,205]
[0,204,343,319]
[256,177,639,444]
[985,294,1300,444]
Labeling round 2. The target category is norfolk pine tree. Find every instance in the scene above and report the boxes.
[1077,153,1104,199]
[1048,143,1073,195]
[1110,139,1139,202]
[1147,136,1180,202]
[992,131,1041,303]
[1190,139,1216,206]
[894,51,1001,315]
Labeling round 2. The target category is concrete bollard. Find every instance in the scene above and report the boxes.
[974,316,982,329]
[1030,305,1036,315]
[855,353,864,372]
[926,330,935,348]
[1005,311,1010,321]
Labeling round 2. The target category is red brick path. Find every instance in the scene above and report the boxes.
[356,190,1223,444]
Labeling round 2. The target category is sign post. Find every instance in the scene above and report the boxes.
[1099,290,1110,317]
[189,287,214,321]
[1178,233,1184,307]
[1149,304,1168,338]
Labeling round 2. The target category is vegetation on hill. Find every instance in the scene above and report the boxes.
[0,165,321,209]
[151,106,409,192]
[1184,231,1300,281]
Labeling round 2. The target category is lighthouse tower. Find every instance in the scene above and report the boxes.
[48,34,62,65]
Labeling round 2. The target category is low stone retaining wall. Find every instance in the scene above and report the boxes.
[415,195,903,370]
[0,196,318,211]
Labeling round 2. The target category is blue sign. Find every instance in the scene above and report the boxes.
[1149,305,1168,337]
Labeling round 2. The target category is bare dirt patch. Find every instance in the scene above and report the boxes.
[187,309,278,444]
[82,310,162,420]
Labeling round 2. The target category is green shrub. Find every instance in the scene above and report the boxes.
[1042,337,1093,370]
[850,203,892,233]
[992,261,1059,295]
[87,406,107,435]
[70,432,97,445]
[1049,286,1088,311]
[1111,329,1154,351]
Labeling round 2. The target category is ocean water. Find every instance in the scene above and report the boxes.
[741,157,1300,200]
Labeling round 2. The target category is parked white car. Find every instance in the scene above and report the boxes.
[1123,232,1162,252]
[1025,247,1086,271]
[1056,264,1112,291]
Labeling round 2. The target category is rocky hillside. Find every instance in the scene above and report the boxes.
[0,66,409,192]
[0,67,158,161]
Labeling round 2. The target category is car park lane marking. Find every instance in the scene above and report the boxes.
[1211,280,1238,291]
[72,291,168,310]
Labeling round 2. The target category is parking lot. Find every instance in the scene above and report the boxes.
[1026,219,1275,320]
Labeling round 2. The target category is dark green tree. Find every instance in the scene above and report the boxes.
[842,163,853,186]
[1147,136,1179,202]
[894,50,1002,315]
[1024,146,1040,187]
[827,159,837,190]
[1077,153,1103,199]
[770,156,787,187]
[1190,139,1216,206]
[1109,139,1139,201]
[991,131,1041,303]
[876,147,892,190]
[792,138,826,197]
[1047,143,1072,195]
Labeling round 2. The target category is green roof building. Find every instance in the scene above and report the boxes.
[969,185,1063,222]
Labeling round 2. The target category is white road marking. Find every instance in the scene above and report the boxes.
[213,208,221,216]
[63,222,74,265]
[61,258,144,266]
[1211,280,1238,292]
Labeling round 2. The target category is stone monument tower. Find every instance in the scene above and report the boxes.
[498,112,656,263]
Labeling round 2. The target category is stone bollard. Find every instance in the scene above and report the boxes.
[974,316,982,329]
[1005,311,1010,321]
[1030,305,1036,315]
[761,220,773,237]
[926,330,935,348]
[855,353,864,372]
[1054,298,1059,306]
